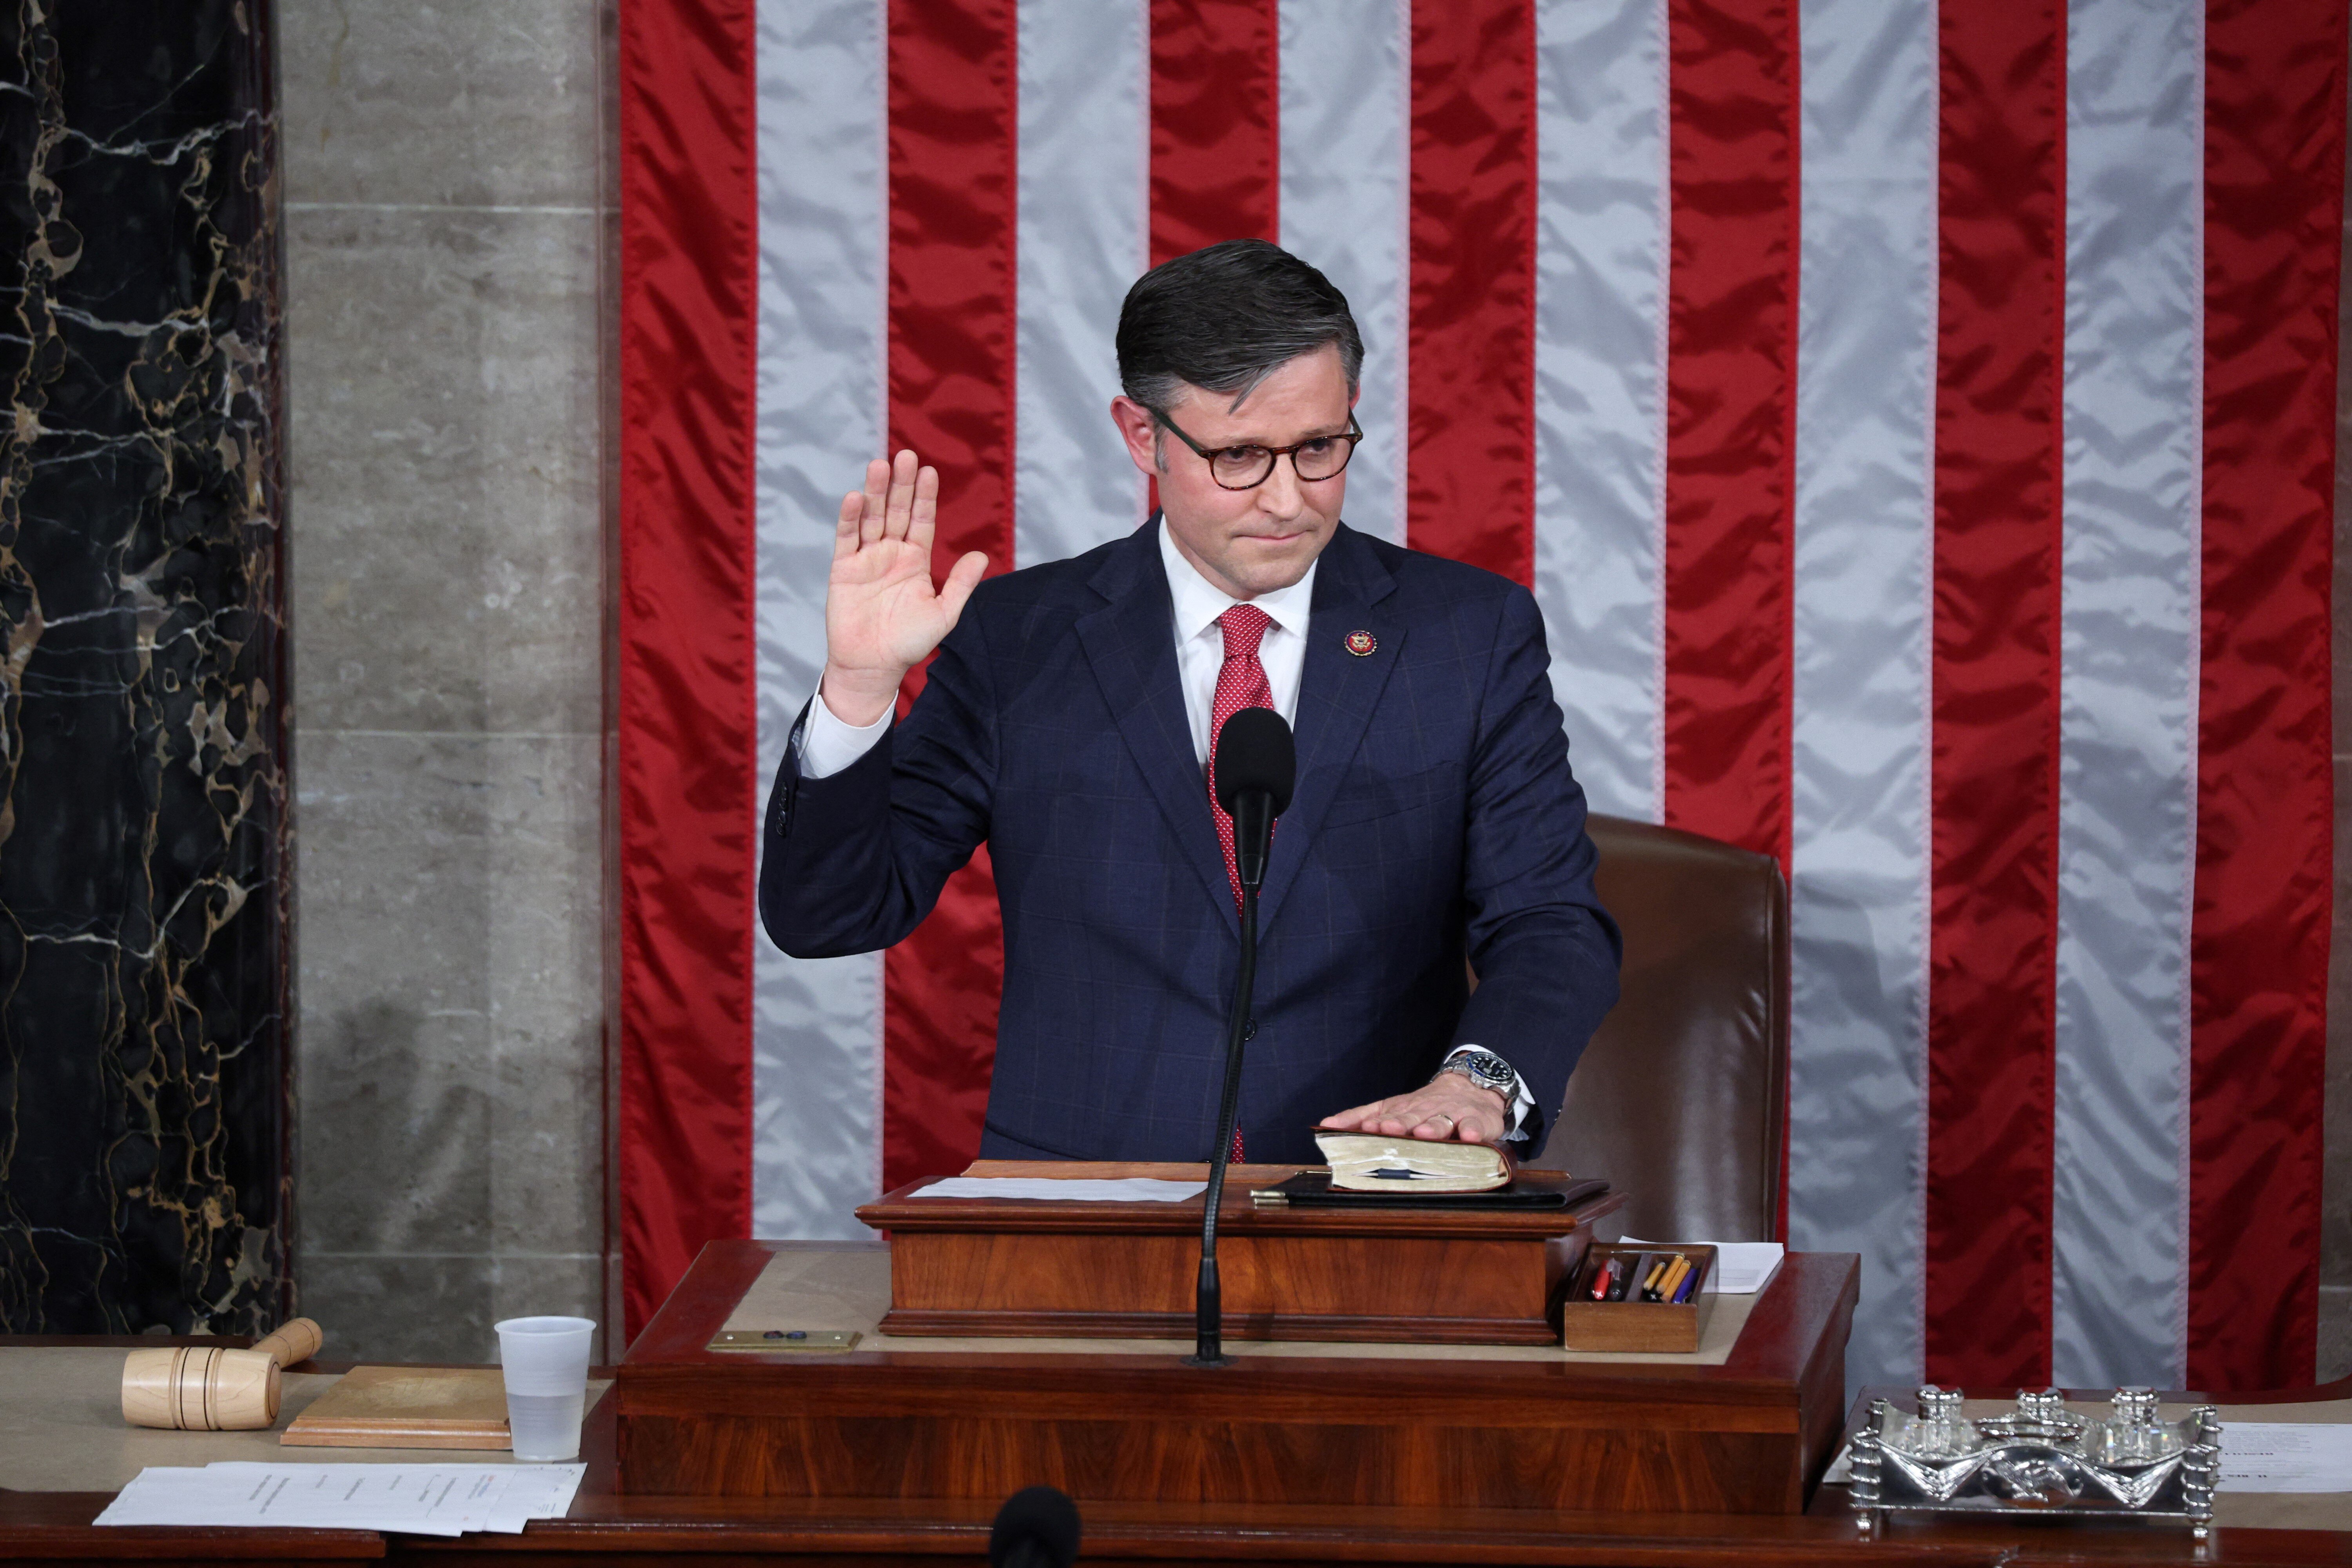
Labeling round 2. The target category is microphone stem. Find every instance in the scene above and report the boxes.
[1194,882,1258,1366]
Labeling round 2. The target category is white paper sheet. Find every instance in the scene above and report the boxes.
[97,1465,507,1536]
[94,1462,586,1536]
[2218,1425,2352,1492]
[1620,1239,1785,1294]
[205,1462,585,1533]
[478,1463,588,1528]
[910,1177,1206,1202]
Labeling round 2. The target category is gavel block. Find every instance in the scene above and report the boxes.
[121,1317,324,1432]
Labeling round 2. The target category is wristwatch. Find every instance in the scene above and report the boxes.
[1437,1047,1520,1105]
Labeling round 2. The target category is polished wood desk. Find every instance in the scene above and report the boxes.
[613,1239,1852,1512]
[20,1398,2352,1566]
[852,1162,1623,1344]
[13,1252,2352,1564]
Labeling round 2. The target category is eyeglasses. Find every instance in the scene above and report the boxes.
[1149,408,1364,490]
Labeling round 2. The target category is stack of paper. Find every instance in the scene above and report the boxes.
[93,1462,586,1536]
[2219,1424,2352,1491]
[911,1176,1205,1202]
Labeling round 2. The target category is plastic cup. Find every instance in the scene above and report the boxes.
[495,1315,595,1461]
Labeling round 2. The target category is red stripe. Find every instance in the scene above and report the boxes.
[1657,0,1798,866]
[880,0,1018,1195]
[2187,0,2342,1391]
[1149,0,1280,267]
[1404,0,1534,585]
[614,0,758,1334]
[1922,0,2064,1388]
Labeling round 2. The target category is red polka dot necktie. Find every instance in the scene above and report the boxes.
[1207,603,1274,1165]
[1208,604,1276,905]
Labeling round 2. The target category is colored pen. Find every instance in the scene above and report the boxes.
[1670,1261,1700,1303]
[1656,1256,1691,1302]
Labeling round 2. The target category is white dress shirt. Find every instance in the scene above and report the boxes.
[1157,521,1314,768]
[796,519,1533,1138]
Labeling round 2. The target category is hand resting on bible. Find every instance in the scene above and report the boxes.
[1319,1074,1511,1147]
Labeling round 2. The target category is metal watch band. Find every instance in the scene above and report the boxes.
[1441,1048,1519,1100]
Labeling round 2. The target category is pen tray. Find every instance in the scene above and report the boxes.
[1552,1243,1716,1353]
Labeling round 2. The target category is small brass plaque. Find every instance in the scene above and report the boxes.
[706,1328,862,1353]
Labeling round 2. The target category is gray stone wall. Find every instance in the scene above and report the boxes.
[280,0,615,1363]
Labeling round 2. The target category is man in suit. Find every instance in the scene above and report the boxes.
[761,239,1619,1166]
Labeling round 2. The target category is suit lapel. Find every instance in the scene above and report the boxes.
[1074,522,1241,934]
[1256,525,1402,932]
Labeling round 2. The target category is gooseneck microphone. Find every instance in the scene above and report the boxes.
[988,1485,1081,1568]
[1191,706,1296,1367]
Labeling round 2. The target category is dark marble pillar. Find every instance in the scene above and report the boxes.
[0,1,291,1332]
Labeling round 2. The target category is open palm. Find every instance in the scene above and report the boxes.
[821,450,989,725]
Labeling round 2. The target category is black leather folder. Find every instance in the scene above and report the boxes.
[1251,1171,1612,1210]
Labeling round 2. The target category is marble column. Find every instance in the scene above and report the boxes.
[0,1,292,1332]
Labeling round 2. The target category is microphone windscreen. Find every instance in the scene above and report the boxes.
[989,1485,1082,1568]
[1214,706,1295,816]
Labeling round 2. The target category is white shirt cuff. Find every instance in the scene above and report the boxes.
[1443,1045,1536,1142]
[797,683,891,780]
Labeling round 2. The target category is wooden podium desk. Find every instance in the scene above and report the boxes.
[852,1162,1627,1345]
[20,1323,2352,1561]
[612,1160,1857,1523]
[615,1233,1857,1515]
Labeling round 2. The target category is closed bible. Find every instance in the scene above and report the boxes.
[1310,1126,1519,1192]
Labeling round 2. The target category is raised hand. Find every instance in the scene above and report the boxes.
[820,450,989,726]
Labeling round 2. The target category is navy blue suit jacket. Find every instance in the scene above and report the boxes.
[760,519,1620,1165]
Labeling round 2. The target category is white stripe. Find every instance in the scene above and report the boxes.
[1279,0,1410,547]
[750,0,889,1238]
[1788,0,1938,1389]
[2052,0,2203,1388]
[1531,0,1668,824]
[1016,0,1151,570]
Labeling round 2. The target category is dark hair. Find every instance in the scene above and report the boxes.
[1116,239,1363,412]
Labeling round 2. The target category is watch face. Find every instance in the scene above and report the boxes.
[1456,1050,1514,1090]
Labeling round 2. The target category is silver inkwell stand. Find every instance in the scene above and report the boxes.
[1848,1385,2222,1538]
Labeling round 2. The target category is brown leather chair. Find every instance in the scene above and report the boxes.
[1532,813,1789,1242]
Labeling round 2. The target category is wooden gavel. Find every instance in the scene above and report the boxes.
[121,1318,324,1431]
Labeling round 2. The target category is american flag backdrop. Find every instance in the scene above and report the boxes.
[615,0,2342,1392]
